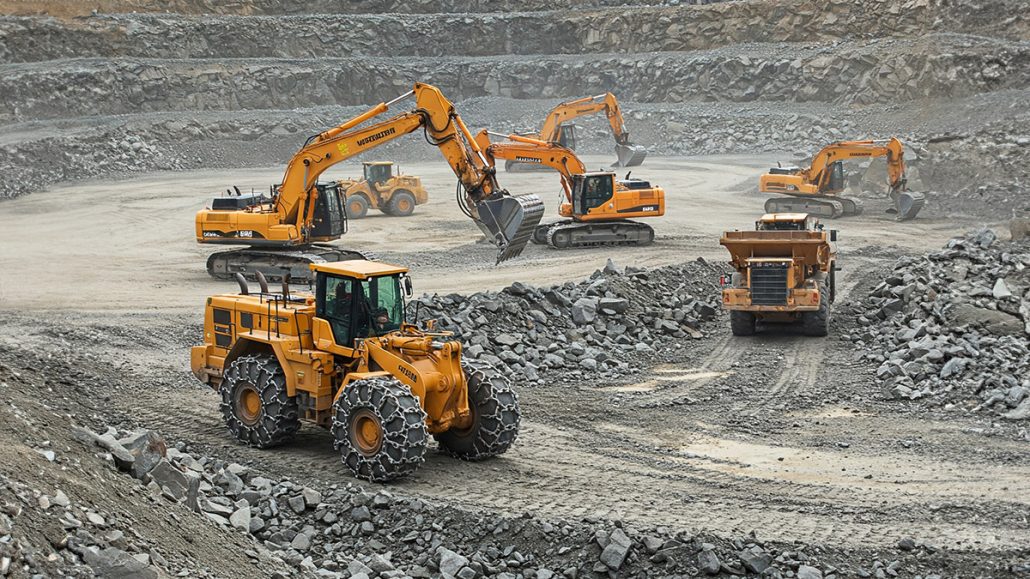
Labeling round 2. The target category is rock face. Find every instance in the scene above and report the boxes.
[851,229,1030,416]
[407,260,722,384]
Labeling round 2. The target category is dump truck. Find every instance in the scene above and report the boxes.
[190,260,520,482]
[719,213,837,336]
[337,162,429,219]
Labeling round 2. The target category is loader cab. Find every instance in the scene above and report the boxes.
[310,182,348,238]
[313,261,413,347]
[362,162,394,188]
[556,125,578,151]
[571,172,615,216]
[821,161,846,194]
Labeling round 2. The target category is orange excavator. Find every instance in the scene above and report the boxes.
[478,131,664,249]
[760,137,925,221]
[196,83,545,281]
[506,92,647,171]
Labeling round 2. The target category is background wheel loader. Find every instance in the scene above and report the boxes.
[190,260,521,482]
[336,162,429,219]
[719,213,838,337]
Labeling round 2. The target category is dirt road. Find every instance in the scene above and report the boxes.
[1,155,1024,558]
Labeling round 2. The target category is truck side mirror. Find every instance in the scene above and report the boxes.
[402,276,414,298]
[830,230,838,242]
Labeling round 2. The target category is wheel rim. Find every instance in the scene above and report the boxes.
[349,199,364,215]
[398,198,412,212]
[235,385,262,426]
[350,409,384,455]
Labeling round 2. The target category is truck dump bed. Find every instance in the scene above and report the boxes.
[719,230,833,270]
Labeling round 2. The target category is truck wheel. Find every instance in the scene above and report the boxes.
[729,311,756,336]
[435,361,520,460]
[331,377,428,482]
[388,190,417,217]
[220,354,300,448]
[346,194,370,219]
[802,282,831,337]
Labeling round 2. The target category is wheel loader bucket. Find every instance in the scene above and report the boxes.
[474,194,545,263]
[613,143,647,167]
[889,190,926,221]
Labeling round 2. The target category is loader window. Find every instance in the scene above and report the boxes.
[317,275,355,345]
[357,275,404,337]
[364,164,392,187]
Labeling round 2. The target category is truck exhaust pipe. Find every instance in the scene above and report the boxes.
[474,194,545,264]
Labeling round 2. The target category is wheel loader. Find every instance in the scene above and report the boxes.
[337,162,429,219]
[190,260,520,482]
[719,213,837,337]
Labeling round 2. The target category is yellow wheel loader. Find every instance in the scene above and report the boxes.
[719,213,837,337]
[190,260,520,482]
[337,162,429,219]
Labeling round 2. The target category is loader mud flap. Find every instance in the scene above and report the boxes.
[890,190,926,221]
[613,144,647,167]
[474,194,545,263]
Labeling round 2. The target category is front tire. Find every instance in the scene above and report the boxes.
[220,354,300,448]
[331,377,428,482]
[346,194,370,219]
[729,311,756,336]
[388,190,417,217]
[435,361,520,460]
[802,281,831,337]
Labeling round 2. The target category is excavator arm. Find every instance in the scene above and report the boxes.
[536,93,647,167]
[807,138,907,196]
[479,132,587,202]
[207,82,543,263]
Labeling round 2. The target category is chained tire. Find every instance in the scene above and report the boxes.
[435,361,520,461]
[729,311,756,336]
[801,281,831,337]
[331,377,429,482]
[220,354,300,449]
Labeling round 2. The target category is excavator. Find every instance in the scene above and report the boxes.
[196,82,545,281]
[505,92,647,171]
[760,137,925,221]
[478,131,664,249]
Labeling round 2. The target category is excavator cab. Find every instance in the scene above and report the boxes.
[555,125,578,150]
[822,161,846,194]
[362,162,394,188]
[571,173,615,216]
[310,182,348,239]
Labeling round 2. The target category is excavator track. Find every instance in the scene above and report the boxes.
[543,220,654,249]
[765,196,851,219]
[206,244,377,283]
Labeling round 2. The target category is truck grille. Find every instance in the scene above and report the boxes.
[750,263,789,305]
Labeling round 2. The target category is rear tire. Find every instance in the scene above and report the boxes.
[802,282,831,337]
[331,377,428,482]
[388,190,417,217]
[435,361,520,460]
[346,194,370,219]
[729,311,756,336]
[220,354,300,448]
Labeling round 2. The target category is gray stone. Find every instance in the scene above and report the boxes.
[229,506,251,531]
[738,545,772,574]
[599,528,631,570]
[571,297,599,325]
[949,304,1023,336]
[993,278,1013,299]
[598,297,629,314]
[288,494,307,514]
[301,487,322,507]
[291,531,312,551]
[148,460,189,501]
[83,547,158,579]
[116,430,166,479]
[494,333,523,347]
[437,547,469,578]
[940,357,969,378]
[697,549,720,575]
[351,505,372,522]
[797,565,823,579]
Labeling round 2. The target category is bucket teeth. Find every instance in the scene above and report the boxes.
[474,194,546,264]
[613,144,647,167]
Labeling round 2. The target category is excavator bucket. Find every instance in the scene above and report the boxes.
[889,190,926,221]
[474,194,546,263]
[613,143,647,167]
